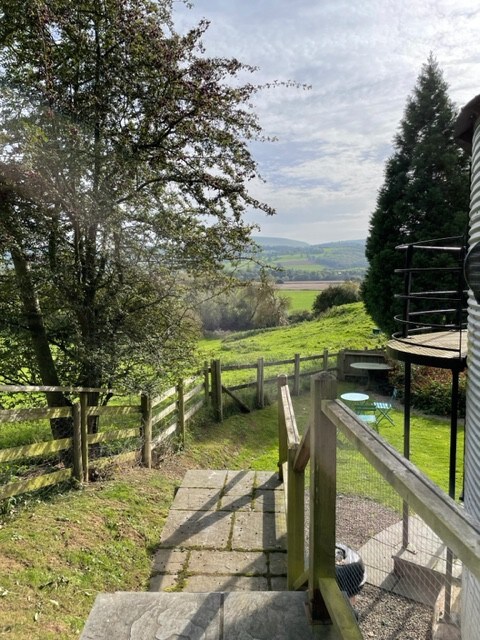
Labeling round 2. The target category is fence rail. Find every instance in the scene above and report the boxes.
[0,375,206,500]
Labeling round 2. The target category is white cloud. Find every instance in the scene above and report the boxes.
[173,0,480,243]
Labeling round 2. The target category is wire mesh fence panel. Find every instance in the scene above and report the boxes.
[335,428,461,639]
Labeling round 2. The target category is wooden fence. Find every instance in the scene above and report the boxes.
[0,375,206,501]
[0,346,386,501]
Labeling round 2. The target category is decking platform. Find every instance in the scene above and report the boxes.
[80,469,340,639]
[387,330,467,369]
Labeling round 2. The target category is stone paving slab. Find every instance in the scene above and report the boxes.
[218,492,253,512]
[149,573,178,591]
[188,550,268,575]
[269,551,288,575]
[151,548,188,574]
[232,511,287,551]
[184,575,269,592]
[255,471,283,490]
[254,489,285,513]
[171,487,221,511]
[224,470,256,494]
[81,591,339,639]
[180,469,227,489]
[159,510,233,549]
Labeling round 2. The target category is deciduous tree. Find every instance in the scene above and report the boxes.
[0,0,278,434]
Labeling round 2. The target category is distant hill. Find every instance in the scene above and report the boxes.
[241,238,367,281]
[255,236,310,248]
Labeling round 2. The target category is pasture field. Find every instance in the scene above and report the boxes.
[281,289,318,313]
[199,302,385,367]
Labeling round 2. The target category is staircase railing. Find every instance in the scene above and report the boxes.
[393,235,468,355]
[278,371,480,639]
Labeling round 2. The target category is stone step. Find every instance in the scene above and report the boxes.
[80,591,340,639]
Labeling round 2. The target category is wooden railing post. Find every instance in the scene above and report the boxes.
[323,348,329,371]
[309,372,337,622]
[141,393,152,468]
[211,359,223,422]
[277,375,288,481]
[177,380,185,446]
[79,392,89,483]
[293,353,300,396]
[72,403,83,482]
[256,357,264,408]
[287,437,304,589]
[203,361,210,407]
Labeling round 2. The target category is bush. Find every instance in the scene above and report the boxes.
[390,365,466,417]
[312,282,361,315]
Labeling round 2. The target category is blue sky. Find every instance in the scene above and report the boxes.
[173,0,480,245]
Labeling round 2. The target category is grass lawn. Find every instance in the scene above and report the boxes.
[0,387,463,639]
[280,289,318,314]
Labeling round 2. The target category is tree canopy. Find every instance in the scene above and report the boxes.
[0,0,278,413]
[362,56,470,335]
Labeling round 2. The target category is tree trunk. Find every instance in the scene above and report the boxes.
[10,244,72,439]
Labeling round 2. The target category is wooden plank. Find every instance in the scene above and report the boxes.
[287,444,305,590]
[72,404,82,481]
[221,363,256,371]
[326,398,480,581]
[184,399,204,423]
[151,423,177,448]
[280,385,299,447]
[318,577,363,639]
[309,373,337,622]
[0,438,72,463]
[85,405,141,417]
[293,424,310,472]
[277,376,289,481]
[86,427,139,445]
[80,392,88,483]
[0,385,116,393]
[151,402,176,426]
[177,381,185,447]
[0,407,72,422]
[141,394,152,469]
[0,468,73,500]
[256,357,264,408]
[184,383,204,403]
[264,357,294,367]
[228,381,256,391]
[184,375,200,387]
[91,450,138,469]
[221,385,251,413]
[151,386,176,408]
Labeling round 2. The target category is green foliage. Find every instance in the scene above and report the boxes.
[0,0,279,405]
[363,56,470,335]
[390,365,467,417]
[312,282,361,315]
[196,279,289,333]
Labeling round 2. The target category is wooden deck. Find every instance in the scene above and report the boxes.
[386,330,467,369]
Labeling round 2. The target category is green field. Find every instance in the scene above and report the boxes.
[199,302,385,366]
[281,289,318,313]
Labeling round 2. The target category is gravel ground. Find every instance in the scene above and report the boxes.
[316,493,434,639]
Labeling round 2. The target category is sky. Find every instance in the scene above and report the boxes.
[172,0,480,245]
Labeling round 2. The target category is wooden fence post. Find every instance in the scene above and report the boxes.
[277,374,288,481]
[309,372,337,622]
[72,404,83,482]
[203,361,210,407]
[256,357,264,409]
[177,380,185,446]
[293,353,300,396]
[287,437,305,590]
[141,393,152,468]
[323,348,329,371]
[211,359,223,423]
[79,392,89,483]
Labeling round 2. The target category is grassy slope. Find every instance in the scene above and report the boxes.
[199,302,386,365]
[281,289,318,313]
[0,303,460,638]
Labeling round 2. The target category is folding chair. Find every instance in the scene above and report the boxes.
[373,388,396,426]
[356,402,378,429]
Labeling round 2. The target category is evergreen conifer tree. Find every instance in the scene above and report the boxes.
[362,56,470,335]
